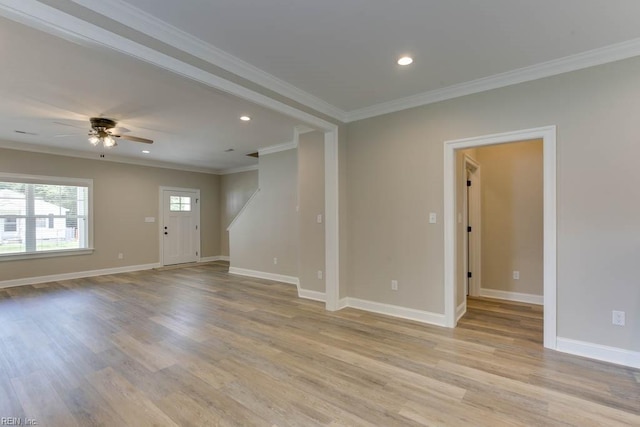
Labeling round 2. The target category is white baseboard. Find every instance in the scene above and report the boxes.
[337,298,349,310]
[480,288,543,305]
[200,255,230,263]
[0,263,161,289]
[227,266,328,303]
[343,297,446,327]
[456,300,467,322]
[228,266,300,286]
[298,289,326,302]
[556,337,640,369]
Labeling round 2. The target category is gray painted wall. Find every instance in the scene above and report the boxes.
[346,56,640,352]
[219,170,259,256]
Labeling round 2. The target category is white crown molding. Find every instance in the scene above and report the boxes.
[0,262,160,289]
[218,164,259,175]
[345,37,640,122]
[557,337,640,369]
[258,140,297,156]
[0,139,220,174]
[479,288,544,305]
[7,1,640,127]
[69,0,347,122]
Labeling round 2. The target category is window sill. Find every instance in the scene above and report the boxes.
[0,248,94,262]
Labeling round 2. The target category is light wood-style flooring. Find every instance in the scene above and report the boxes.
[0,263,638,426]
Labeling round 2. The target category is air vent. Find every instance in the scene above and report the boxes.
[247,152,259,158]
[14,130,38,136]
[224,148,235,152]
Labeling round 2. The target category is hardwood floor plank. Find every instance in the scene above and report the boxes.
[0,265,637,426]
[87,367,179,427]
[11,371,78,427]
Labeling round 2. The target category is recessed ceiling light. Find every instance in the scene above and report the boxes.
[397,56,413,66]
[240,115,251,121]
[142,150,150,154]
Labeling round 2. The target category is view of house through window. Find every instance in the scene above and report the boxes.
[0,179,90,256]
[169,195,191,212]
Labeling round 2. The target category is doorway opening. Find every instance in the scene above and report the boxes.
[159,187,201,266]
[444,126,557,350]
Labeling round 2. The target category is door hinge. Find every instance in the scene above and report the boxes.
[195,225,198,230]
[196,198,199,203]
[467,180,471,187]
[196,251,198,256]
[467,226,472,232]
[468,272,472,278]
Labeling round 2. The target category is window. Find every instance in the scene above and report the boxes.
[4,217,16,232]
[169,196,191,212]
[0,174,92,259]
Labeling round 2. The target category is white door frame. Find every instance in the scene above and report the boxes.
[159,186,201,266]
[444,126,557,349]
[463,155,481,297]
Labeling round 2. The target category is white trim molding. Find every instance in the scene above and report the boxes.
[456,300,467,322]
[346,37,640,122]
[258,141,298,157]
[479,288,543,305]
[0,0,340,318]
[226,189,260,231]
[556,338,640,370]
[228,266,299,286]
[199,255,230,263]
[218,165,259,175]
[0,262,160,289]
[67,0,347,122]
[344,298,447,327]
[227,266,327,303]
[444,126,557,350]
[298,289,326,303]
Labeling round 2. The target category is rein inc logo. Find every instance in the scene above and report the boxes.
[1,418,38,426]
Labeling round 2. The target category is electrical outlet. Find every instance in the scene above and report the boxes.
[273,257,278,265]
[317,214,323,224]
[391,280,398,291]
[429,213,437,224]
[612,310,625,326]
[513,271,520,280]
[317,270,323,280]
[118,253,123,260]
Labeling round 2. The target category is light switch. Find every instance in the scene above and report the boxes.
[144,217,155,223]
[429,213,437,224]
[317,214,323,224]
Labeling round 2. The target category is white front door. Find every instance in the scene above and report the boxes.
[162,189,199,266]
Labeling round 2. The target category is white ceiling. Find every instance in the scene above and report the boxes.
[1,1,640,172]
[90,0,640,112]
[0,16,303,173]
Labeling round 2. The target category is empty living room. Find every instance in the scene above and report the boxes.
[0,1,638,425]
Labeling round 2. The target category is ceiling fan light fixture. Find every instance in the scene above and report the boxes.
[103,135,116,148]
[88,135,100,146]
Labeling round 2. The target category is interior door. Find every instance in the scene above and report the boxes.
[162,189,199,265]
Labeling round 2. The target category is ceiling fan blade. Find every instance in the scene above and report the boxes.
[111,127,130,134]
[54,133,84,137]
[115,134,154,144]
[53,120,87,129]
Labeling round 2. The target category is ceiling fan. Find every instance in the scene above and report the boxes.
[54,117,153,148]
[87,117,153,148]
